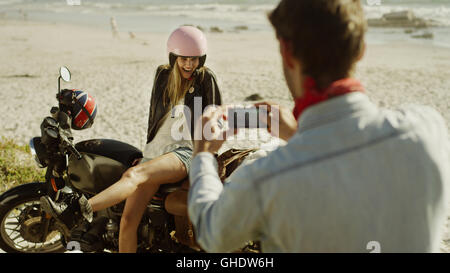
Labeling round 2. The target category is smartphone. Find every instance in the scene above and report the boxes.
[228,107,261,129]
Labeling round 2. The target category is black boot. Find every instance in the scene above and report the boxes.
[40,193,93,230]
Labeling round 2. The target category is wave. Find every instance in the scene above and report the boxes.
[0,0,24,6]
[141,4,273,25]
[81,2,276,25]
[2,1,449,28]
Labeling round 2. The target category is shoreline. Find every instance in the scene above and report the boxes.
[2,12,450,48]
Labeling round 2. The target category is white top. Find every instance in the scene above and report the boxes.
[143,98,193,161]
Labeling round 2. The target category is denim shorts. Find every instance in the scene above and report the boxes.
[140,146,193,173]
[171,146,193,173]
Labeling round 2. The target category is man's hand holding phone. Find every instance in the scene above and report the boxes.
[254,101,298,141]
[193,105,236,156]
[193,102,298,156]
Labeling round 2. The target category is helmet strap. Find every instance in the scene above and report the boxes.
[198,55,207,68]
[169,52,178,68]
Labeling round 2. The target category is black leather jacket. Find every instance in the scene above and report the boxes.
[146,65,222,144]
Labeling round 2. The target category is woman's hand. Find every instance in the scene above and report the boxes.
[193,106,236,156]
[255,101,298,141]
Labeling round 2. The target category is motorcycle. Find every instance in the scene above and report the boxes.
[0,67,259,253]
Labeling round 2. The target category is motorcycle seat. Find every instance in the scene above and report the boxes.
[165,189,188,216]
[156,178,189,196]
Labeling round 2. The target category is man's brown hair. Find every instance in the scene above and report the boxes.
[269,0,367,89]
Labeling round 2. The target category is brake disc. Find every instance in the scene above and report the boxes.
[18,204,60,243]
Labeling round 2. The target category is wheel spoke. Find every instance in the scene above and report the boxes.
[14,208,25,215]
[5,227,20,232]
[1,199,65,253]
[10,234,22,241]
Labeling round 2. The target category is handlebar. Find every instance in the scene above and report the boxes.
[67,141,82,160]
[59,131,82,160]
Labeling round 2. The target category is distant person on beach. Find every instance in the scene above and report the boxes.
[41,26,222,253]
[188,0,449,252]
[18,9,27,21]
[110,17,119,38]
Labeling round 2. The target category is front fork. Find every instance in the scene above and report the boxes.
[39,159,71,241]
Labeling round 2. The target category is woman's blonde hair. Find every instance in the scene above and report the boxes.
[163,62,206,107]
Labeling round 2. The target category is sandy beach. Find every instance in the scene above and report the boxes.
[0,19,449,252]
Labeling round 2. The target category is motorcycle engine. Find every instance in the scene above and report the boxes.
[71,217,108,252]
[139,218,155,250]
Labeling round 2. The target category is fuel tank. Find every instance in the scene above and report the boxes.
[68,139,143,195]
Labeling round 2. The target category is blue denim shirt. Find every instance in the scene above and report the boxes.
[188,93,450,253]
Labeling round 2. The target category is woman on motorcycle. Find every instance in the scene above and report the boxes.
[41,25,222,252]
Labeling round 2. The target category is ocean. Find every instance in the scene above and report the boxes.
[1,0,450,47]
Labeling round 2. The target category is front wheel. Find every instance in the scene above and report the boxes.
[0,196,66,253]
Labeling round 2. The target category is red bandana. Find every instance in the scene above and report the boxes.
[293,77,365,120]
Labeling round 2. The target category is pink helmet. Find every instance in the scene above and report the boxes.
[167,26,207,68]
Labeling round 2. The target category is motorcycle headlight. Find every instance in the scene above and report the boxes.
[29,137,46,168]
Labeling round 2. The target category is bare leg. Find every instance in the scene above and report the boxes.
[118,182,158,253]
[119,153,187,253]
[87,152,187,213]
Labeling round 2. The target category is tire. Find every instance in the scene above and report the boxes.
[0,195,66,253]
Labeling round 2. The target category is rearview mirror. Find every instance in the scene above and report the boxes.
[59,66,71,82]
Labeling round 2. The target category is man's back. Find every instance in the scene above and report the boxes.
[188,0,449,254]
[231,92,449,252]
